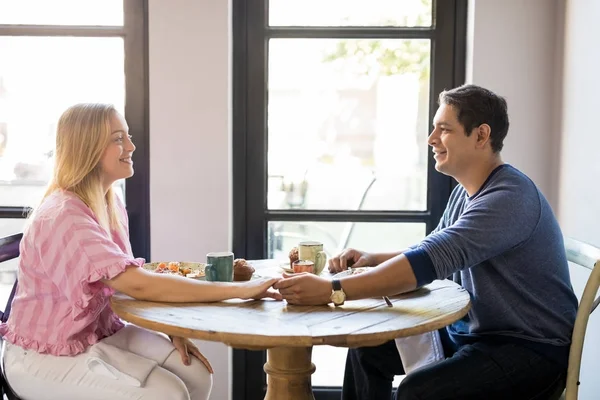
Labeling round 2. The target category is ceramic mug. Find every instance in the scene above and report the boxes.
[297,241,327,275]
[205,252,234,282]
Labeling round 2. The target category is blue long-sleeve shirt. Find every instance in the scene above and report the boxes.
[405,164,577,366]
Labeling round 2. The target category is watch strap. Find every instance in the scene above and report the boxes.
[332,279,342,291]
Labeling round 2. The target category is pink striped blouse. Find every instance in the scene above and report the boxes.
[0,190,145,356]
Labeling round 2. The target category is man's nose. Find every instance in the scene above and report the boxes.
[427,130,437,146]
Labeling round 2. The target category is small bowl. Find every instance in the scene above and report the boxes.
[292,260,314,274]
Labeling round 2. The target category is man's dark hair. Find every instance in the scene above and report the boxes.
[438,84,509,153]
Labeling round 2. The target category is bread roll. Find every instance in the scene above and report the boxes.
[289,247,299,268]
[233,258,255,281]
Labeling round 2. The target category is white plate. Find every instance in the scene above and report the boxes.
[143,262,206,280]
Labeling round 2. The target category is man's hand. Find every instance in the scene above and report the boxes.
[169,336,214,373]
[274,272,332,305]
[328,248,374,273]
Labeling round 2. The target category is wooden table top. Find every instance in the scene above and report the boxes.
[110,260,471,349]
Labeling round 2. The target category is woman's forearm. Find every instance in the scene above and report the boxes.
[105,266,248,302]
[135,273,246,302]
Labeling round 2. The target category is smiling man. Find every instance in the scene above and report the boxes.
[274,84,577,400]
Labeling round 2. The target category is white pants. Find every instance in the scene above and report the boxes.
[2,325,213,400]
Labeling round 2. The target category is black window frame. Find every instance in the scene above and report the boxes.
[0,0,150,260]
[232,1,467,398]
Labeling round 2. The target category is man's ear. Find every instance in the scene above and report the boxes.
[475,124,492,149]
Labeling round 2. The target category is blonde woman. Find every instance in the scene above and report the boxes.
[0,104,281,400]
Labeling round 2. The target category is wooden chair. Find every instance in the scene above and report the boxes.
[0,233,23,400]
[556,237,600,400]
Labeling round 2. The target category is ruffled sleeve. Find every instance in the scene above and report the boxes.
[36,197,145,321]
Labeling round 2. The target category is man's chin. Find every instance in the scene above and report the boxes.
[434,163,451,176]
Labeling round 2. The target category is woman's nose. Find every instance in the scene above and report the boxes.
[126,136,136,152]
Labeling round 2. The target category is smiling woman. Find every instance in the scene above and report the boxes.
[0,103,283,400]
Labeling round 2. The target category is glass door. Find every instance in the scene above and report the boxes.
[232,0,467,398]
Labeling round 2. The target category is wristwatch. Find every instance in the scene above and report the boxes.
[330,279,346,306]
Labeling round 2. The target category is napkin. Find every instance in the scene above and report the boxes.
[395,330,444,374]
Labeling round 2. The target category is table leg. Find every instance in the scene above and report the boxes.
[263,346,316,400]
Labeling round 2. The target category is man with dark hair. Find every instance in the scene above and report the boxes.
[275,84,577,399]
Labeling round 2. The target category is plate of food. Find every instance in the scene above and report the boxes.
[279,246,299,273]
[279,263,295,274]
[143,261,206,280]
[332,267,369,278]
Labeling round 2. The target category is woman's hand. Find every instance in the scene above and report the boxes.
[240,277,283,300]
[169,336,214,373]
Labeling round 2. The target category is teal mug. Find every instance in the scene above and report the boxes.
[205,252,234,282]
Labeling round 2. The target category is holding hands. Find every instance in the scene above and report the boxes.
[274,247,373,305]
[240,277,283,301]
[274,272,332,305]
[232,247,375,305]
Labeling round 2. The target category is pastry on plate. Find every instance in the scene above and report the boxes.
[288,247,299,268]
[233,258,255,281]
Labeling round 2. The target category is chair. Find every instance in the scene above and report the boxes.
[555,237,600,400]
[0,233,23,400]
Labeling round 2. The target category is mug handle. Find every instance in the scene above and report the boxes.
[315,251,327,274]
[204,263,214,278]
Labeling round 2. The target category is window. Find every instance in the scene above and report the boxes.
[233,0,466,398]
[0,0,149,304]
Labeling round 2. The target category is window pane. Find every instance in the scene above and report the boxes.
[0,36,125,207]
[267,39,430,211]
[269,0,432,27]
[267,221,425,263]
[268,220,425,387]
[0,0,123,26]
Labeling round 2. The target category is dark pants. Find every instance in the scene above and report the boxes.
[342,333,565,400]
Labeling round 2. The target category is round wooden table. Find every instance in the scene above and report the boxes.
[110,260,471,400]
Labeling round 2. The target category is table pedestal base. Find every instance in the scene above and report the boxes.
[264,346,316,400]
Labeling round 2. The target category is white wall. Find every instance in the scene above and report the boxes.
[558,1,600,398]
[558,0,600,244]
[467,0,560,206]
[148,0,232,399]
[470,1,600,398]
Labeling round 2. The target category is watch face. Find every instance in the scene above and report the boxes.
[331,291,345,304]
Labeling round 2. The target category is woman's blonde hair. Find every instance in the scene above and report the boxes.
[42,103,122,232]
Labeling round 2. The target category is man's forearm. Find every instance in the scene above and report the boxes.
[370,249,410,265]
[340,253,417,300]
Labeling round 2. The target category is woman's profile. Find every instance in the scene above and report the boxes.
[0,103,281,400]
